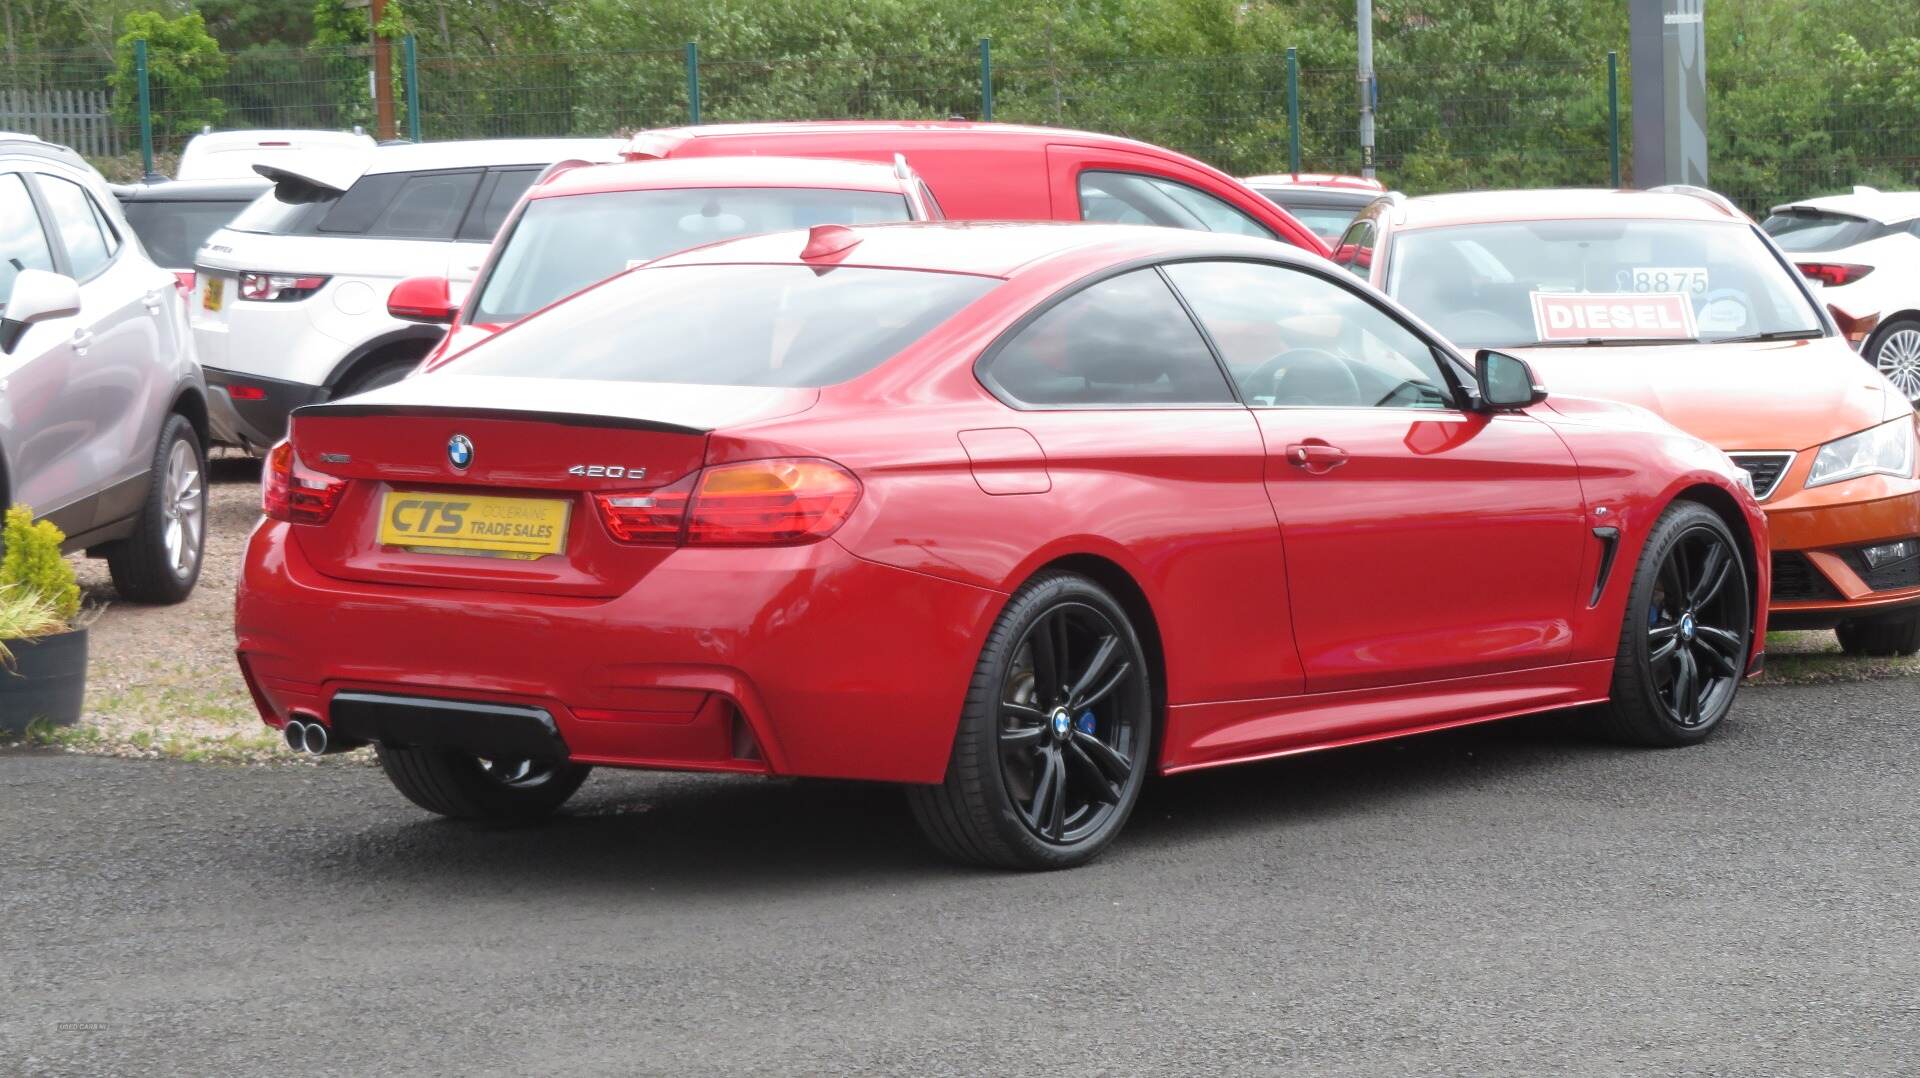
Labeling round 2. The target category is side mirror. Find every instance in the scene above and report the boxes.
[0,268,82,354]
[387,276,456,324]
[1474,349,1547,410]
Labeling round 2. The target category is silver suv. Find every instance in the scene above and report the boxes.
[0,134,210,602]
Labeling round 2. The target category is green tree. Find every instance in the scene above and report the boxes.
[108,9,228,138]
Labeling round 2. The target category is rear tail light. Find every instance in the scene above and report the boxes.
[239,272,329,302]
[594,458,861,546]
[172,270,195,295]
[1797,262,1874,288]
[226,382,267,401]
[262,440,347,524]
[1828,303,1882,349]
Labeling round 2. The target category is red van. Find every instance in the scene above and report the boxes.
[621,121,1326,254]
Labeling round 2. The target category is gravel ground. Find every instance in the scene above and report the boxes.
[4,678,1918,1076]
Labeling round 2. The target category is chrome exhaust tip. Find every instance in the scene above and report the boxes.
[283,720,307,752]
[301,720,329,756]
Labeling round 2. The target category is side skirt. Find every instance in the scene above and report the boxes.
[1160,659,1616,775]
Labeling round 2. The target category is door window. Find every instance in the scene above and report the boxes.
[1078,171,1272,238]
[0,174,55,310]
[37,174,113,280]
[980,268,1237,407]
[1163,260,1455,409]
[371,170,484,239]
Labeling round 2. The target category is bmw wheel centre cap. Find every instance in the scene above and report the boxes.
[447,433,474,469]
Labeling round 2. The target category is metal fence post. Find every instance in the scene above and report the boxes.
[1286,47,1301,175]
[685,42,701,124]
[134,38,154,176]
[1607,50,1622,187]
[403,34,422,142]
[979,38,993,122]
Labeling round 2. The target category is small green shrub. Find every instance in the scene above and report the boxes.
[0,585,65,667]
[0,505,79,624]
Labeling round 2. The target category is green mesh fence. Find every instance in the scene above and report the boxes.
[6,39,1915,213]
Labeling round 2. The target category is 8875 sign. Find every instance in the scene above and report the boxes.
[1617,266,1709,295]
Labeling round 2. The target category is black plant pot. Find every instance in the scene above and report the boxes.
[1,625,87,734]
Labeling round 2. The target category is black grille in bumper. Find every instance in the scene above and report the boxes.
[1771,551,1842,602]
[1729,452,1793,500]
[1839,545,1920,592]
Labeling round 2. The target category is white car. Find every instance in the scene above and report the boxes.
[0,134,209,601]
[191,137,621,449]
[1763,187,1920,402]
[174,128,376,182]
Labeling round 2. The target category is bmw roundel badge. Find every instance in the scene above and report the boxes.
[447,433,474,469]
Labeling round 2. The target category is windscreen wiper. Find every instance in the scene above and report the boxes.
[1708,329,1826,344]
[1519,337,1700,348]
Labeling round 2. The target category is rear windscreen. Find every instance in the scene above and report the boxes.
[1761,211,1889,252]
[122,200,252,267]
[447,264,998,388]
[226,183,339,236]
[471,187,914,322]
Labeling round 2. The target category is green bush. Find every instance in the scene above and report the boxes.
[0,505,80,625]
[109,10,230,140]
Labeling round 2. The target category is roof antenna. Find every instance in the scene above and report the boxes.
[801,224,860,260]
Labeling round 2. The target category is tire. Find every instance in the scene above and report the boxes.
[334,356,417,398]
[1867,318,1920,405]
[907,571,1153,870]
[1597,500,1751,746]
[375,743,591,822]
[105,414,207,604]
[1836,609,1920,657]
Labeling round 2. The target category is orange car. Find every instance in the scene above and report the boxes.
[1339,187,1920,655]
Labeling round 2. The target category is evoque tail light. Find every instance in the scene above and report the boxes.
[240,271,329,302]
[263,440,346,524]
[594,458,861,546]
[1796,262,1874,288]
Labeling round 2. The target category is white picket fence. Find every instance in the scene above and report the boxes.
[0,89,123,157]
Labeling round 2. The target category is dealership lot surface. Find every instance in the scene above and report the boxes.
[6,678,1916,1076]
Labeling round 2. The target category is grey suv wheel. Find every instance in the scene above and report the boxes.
[105,415,207,604]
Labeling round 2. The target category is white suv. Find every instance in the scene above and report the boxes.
[191,138,620,449]
[0,134,210,601]
[1763,187,1920,402]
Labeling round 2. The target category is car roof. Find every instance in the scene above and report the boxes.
[626,120,1202,162]
[1243,173,1384,192]
[1391,188,1747,229]
[362,138,624,176]
[648,219,1309,279]
[1771,187,1920,225]
[531,156,908,199]
[0,132,91,172]
[112,176,271,201]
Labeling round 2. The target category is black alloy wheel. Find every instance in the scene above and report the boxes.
[909,572,1153,869]
[1600,500,1751,746]
[998,601,1144,845]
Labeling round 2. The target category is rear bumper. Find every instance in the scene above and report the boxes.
[1765,485,1920,626]
[206,367,325,449]
[234,520,1001,783]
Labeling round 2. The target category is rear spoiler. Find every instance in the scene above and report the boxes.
[254,158,363,196]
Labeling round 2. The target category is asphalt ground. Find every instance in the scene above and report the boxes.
[4,678,1917,1076]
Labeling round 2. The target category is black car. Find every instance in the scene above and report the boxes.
[111,177,269,283]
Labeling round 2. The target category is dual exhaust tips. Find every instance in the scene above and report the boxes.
[282,716,350,756]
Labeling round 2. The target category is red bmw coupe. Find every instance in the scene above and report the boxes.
[236,222,1768,869]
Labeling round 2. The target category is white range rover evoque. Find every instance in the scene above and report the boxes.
[191,137,621,450]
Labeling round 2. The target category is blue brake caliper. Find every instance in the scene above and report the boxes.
[1076,711,1097,735]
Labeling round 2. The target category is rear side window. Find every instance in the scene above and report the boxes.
[447,264,997,388]
[980,268,1237,407]
[37,175,113,279]
[122,199,252,267]
[1078,171,1272,239]
[0,174,55,310]
[320,169,482,239]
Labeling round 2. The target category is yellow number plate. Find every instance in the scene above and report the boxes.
[377,492,570,559]
[202,276,223,311]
